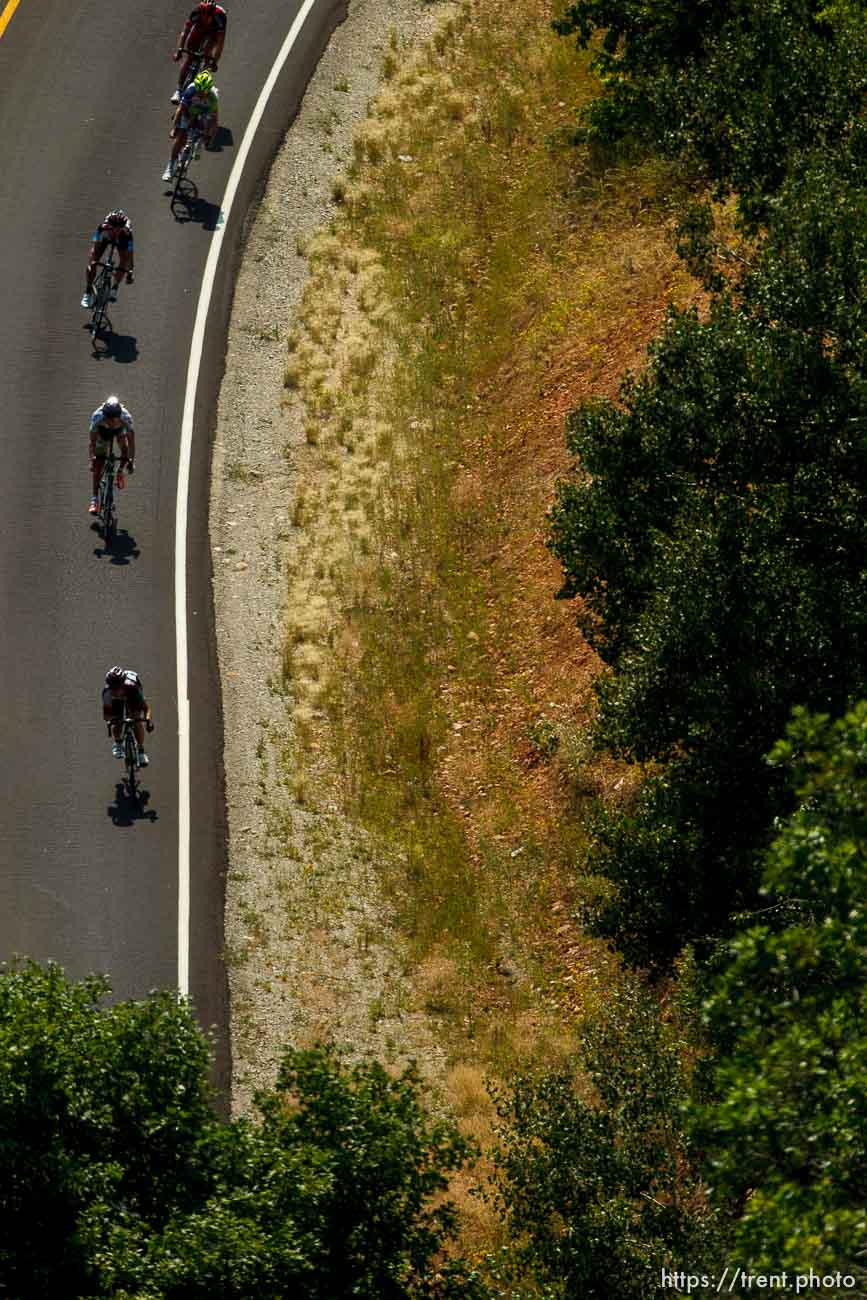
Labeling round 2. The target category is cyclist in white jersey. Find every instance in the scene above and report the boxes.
[89,397,135,515]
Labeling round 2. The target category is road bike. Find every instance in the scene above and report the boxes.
[89,250,117,335]
[96,449,119,549]
[172,122,207,204]
[111,707,143,798]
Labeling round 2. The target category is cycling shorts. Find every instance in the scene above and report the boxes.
[178,110,214,132]
[103,688,146,719]
[93,433,126,459]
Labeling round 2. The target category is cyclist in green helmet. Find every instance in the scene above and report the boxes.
[163,70,219,181]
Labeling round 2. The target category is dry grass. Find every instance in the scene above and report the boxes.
[278,0,702,1255]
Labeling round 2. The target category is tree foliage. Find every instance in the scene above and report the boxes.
[554,0,867,223]
[493,984,718,1298]
[0,962,485,1299]
[548,288,867,961]
[695,705,867,1276]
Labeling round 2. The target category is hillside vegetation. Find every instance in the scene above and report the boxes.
[3,0,867,1293]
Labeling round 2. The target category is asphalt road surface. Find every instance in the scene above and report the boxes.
[0,0,344,1094]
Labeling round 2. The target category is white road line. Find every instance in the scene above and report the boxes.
[176,0,321,996]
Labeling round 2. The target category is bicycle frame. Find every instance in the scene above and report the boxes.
[179,49,208,93]
[112,707,142,795]
[98,451,118,547]
[172,123,206,201]
[90,252,117,334]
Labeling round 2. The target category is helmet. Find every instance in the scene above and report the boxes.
[105,209,128,228]
[102,397,122,419]
[193,70,214,92]
[198,0,217,11]
[106,666,126,686]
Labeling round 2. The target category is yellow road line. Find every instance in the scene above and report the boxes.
[0,0,22,40]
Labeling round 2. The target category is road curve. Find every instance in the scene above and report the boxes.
[0,0,344,1094]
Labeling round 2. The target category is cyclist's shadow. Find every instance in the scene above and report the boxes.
[107,782,158,827]
[88,325,139,363]
[170,126,231,229]
[92,526,141,565]
[171,184,221,230]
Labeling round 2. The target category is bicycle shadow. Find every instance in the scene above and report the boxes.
[91,524,141,564]
[107,781,158,827]
[169,126,232,229]
[87,324,139,363]
[170,181,221,230]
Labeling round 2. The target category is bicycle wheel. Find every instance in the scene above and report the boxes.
[124,728,138,796]
[102,473,116,548]
[172,145,192,202]
[91,268,111,333]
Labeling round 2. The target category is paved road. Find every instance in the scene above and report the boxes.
[0,0,343,1093]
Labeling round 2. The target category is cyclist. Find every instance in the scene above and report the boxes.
[89,397,135,515]
[102,667,153,768]
[163,71,219,180]
[81,210,134,310]
[171,0,227,103]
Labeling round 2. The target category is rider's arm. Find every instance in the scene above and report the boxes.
[89,412,102,459]
[176,17,193,52]
[126,427,136,464]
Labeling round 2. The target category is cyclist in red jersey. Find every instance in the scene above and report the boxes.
[172,0,227,103]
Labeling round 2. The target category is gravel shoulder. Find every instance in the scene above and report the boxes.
[210,0,446,1114]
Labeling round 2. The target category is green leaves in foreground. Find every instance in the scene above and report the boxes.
[492,983,718,1299]
[696,704,867,1275]
[491,709,867,1287]
[0,962,484,1299]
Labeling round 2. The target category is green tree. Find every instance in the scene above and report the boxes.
[548,292,867,962]
[554,0,867,223]
[695,704,867,1276]
[0,962,485,1299]
[492,983,719,1298]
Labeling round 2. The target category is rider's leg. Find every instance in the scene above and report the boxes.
[82,249,100,306]
[111,252,130,297]
[178,51,193,89]
[164,127,185,179]
[84,246,101,292]
[92,455,105,498]
[133,716,149,764]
